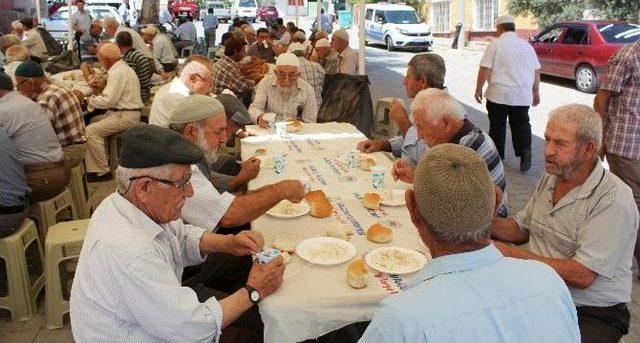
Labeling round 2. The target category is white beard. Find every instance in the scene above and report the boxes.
[195,129,221,165]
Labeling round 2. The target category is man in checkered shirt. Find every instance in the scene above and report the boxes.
[212,37,255,101]
[594,38,640,268]
[288,42,325,107]
[14,61,87,168]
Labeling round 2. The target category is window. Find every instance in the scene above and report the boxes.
[597,23,640,44]
[473,0,498,31]
[374,11,385,23]
[384,10,419,24]
[431,0,450,33]
[537,26,566,44]
[562,26,588,45]
[365,9,373,21]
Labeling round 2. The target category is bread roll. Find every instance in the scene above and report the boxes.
[287,119,303,132]
[254,148,267,156]
[347,259,368,289]
[272,238,295,253]
[304,190,327,203]
[362,192,381,210]
[310,197,333,218]
[358,156,376,171]
[366,223,393,243]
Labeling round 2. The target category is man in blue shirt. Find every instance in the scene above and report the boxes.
[202,8,219,51]
[359,143,580,343]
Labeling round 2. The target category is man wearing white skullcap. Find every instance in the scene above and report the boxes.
[331,29,357,75]
[248,52,318,126]
[311,37,339,74]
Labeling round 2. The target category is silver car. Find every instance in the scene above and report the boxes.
[42,5,123,40]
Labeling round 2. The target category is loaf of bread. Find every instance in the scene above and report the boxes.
[310,197,333,218]
[362,192,381,210]
[254,148,268,156]
[347,259,368,289]
[366,223,393,243]
[358,156,376,171]
[305,190,327,203]
[287,119,303,132]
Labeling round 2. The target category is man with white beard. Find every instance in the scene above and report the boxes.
[168,94,305,292]
[249,52,318,127]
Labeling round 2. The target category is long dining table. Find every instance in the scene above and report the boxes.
[241,122,428,343]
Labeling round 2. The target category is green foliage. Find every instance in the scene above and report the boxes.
[592,0,640,22]
[508,0,640,27]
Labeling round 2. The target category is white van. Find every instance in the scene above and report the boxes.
[231,0,258,22]
[364,3,433,51]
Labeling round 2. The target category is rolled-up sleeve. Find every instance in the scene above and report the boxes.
[89,66,126,109]
[388,135,404,158]
[181,166,235,232]
[599,48,631,94]
[122,253,223,343]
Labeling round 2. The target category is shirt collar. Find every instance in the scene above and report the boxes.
[449,119,475,144]
[413,244,504,285]
[111,193,165,241]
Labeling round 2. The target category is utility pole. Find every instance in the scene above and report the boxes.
[456,0,465,49]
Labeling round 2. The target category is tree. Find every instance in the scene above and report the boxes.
[140,0,159,25]
[508,0,640,27]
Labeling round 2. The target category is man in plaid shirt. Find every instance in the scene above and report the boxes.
[289,43,325,106]
[14,61,87,168]
[212,37,254,102]
[594,39,640,268]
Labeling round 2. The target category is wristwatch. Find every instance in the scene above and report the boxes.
[244,285,260,305]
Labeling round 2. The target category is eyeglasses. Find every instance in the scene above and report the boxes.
[194,73,212,86]
[275,71,299,80]
[129,172,192,190]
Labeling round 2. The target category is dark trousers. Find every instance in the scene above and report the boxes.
[74,31,83,61]
[486,100,531,160]
[577,303,629,343]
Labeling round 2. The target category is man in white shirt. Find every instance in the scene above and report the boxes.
[475,15,541,172]
[249,52,318,126]
[71,124,285,342]
[141,25,177,72]
[19,18,47,63]
[85,43,143,181]
[71,0,92,60]
[331,29,357,75]
[3,44,30,84]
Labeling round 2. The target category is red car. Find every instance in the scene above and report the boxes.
[170,0,199,20]
[257,5,278,21]
[530,21,640,93]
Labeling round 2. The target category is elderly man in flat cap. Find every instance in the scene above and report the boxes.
[0,68,68,202]
[14,61,87,169]
[492,104,639,342]
[331,29,357,75]
[71,125,284,343]
[393,88,508,217]
[84,43,143,182]
[360,144,580,343]
[249,52,318,127]
[141,24,177,73]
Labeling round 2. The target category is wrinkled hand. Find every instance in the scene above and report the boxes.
[389,99,409,126]
[258,115,270,129]
[225,230,264,256]
[392,159,415,183]
[357,139,384,153]
[532,91,540,107]
[277,179,305,203]
[238,157,261,182]
[475,88,483,104]
[247,257,285,298]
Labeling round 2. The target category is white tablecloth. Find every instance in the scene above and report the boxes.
[49,70,93,96]
[241,122,426,343]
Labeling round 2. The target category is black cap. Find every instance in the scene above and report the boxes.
[15,61,45,78]
[119,125,204,168]
[0,69,13,91]
[216,94,252,126]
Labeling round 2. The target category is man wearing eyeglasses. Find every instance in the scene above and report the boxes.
[71,124,284,342]
[249,52,317,127]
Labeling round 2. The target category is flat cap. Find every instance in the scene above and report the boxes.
[315,38,330,48]
[141,25,158,36]
[413,143,495,240]
[119,125,203,168]
[216,93,252,126]
[332,29,349,42]
[15,60,44,78]
[0,69,13,91]
[169,94,225,125]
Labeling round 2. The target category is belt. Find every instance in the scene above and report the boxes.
[64,140,87,146]
[24,160,65,172]
[0,204,26,214]
[108,108,142,112]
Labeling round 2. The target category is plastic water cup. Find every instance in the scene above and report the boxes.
[299,177,311,192]
[346,149,359,169]
[371,166,386,189]
[274,154,286,174]
[275,121,287,137]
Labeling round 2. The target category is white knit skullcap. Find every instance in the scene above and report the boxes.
[288,42,306,53]
[275,52,300,68]
[315,38,330,48]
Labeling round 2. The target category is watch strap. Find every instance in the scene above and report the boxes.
[243,285,259,305]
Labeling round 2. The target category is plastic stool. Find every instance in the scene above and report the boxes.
[45,220,89,329]
[28,189,78,241]
[107,133,122,172]
[0,219,45,321]
[181,45,194,58]
[373,97,401,139]
[68,163,89,219]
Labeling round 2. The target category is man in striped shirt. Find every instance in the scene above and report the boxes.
[393,88,508,217]
[116,31,152,103]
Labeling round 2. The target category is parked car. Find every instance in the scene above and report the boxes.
[231,0,258,23]
[530,21,640,93]
[171,0,199,20]
[364,3,433,52]
[42,5,123,40]
[257,5,278,21]
[200,1,231,23]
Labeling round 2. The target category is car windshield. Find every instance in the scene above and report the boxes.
[383,10,419,24]
[597,23,640,44]
[239,0,255,7]
[93,9,114,18]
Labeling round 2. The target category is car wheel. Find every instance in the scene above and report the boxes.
[575,64,598,93]
[386,36,395,52]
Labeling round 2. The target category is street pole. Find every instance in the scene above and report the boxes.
[35,0,42,23]
[68,0,74,48]
[456,0,465,49]
[316,0,321,33]
[358,0,364,74]
[295,0,299,27]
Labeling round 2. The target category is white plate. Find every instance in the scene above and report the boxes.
[365,247,429,275]
[266,200,310,219]
[296,237,357,266]
[379,189,407,207]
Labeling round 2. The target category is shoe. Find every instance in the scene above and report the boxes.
[86,172,113,182]
[520,150,531,172]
